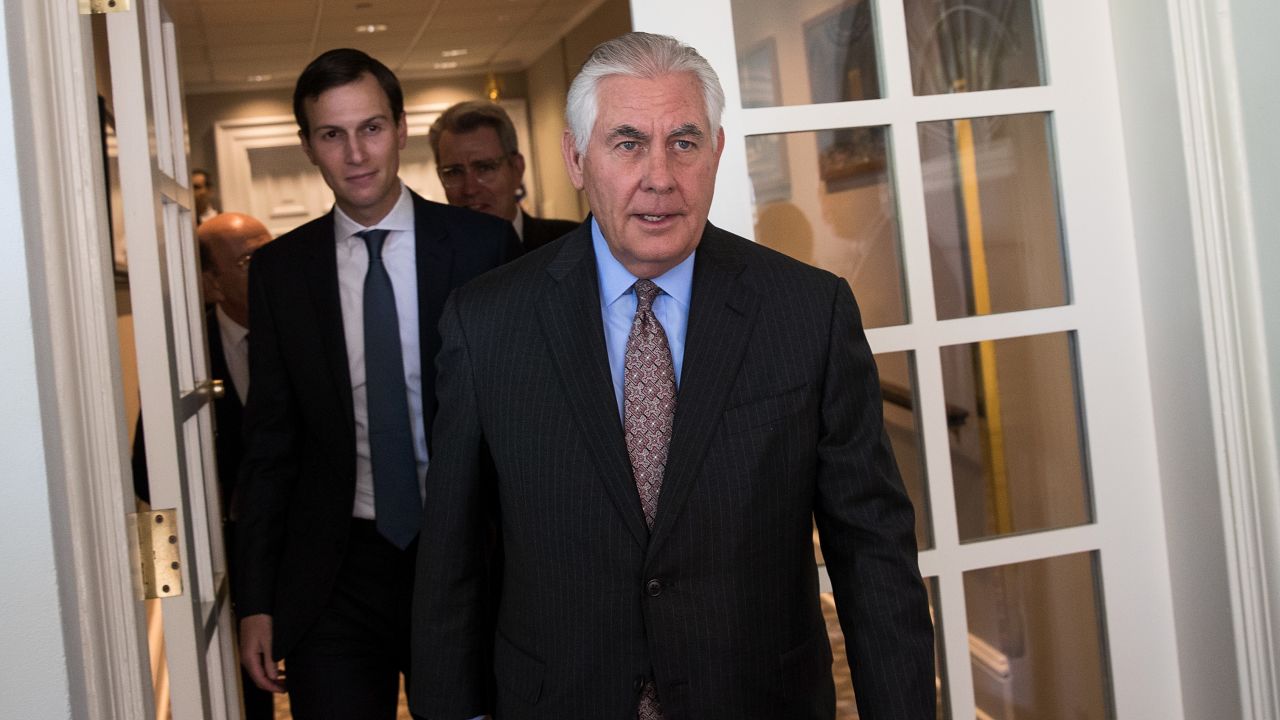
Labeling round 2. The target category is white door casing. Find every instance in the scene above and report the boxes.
[631,0,1184,716]
[215,100,534,236]
[108,0,240,717]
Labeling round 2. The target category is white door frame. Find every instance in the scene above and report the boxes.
[1166,0,1280,716]
[107,0,239,715]
[7,0,153,717]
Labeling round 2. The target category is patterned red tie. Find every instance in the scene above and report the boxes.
[623,279,674,720]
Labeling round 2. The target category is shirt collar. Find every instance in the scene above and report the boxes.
[333,182,414,241]
[513,208,525,241]
[215,304,248,343]
[591,217,695,309]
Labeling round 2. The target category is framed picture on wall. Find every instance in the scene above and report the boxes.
[737,38,791,205]
[804,0,887,186]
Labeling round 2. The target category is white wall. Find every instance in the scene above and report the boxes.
[1107,1,1241,717]
[0,1,73,716]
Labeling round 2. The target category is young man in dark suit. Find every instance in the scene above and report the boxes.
[429,100,579,251]
[412,32,935,720]
[235,48,519,719]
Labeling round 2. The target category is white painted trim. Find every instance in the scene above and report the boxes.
[7,1,152,718]
[214,99,535,229]
[1167,1,1280,717]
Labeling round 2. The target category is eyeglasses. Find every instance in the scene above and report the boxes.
[437,154,511,189]
[234,251,255,271]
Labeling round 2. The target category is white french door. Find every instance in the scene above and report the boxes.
[634,0,1182,717]
[107,0,240,716]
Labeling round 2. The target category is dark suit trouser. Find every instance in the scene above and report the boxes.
[284,520,415,720]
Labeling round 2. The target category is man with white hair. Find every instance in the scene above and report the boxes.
[411,32,935,720]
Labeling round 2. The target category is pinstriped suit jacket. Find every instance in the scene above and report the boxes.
[410,222,935,720]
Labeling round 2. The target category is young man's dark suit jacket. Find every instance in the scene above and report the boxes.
[411,221,936,719]
[235,190,520,662]
[521,214,578,251]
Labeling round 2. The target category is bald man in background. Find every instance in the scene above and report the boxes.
[133,211,275,720]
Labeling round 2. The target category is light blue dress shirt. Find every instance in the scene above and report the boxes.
[591,217,694,417]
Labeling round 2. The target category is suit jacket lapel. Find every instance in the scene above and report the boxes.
[412,194,455,451]
[537,225,649,549]
[303,210,356,434]
[648,226,759,560]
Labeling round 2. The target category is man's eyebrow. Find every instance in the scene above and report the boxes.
[606,125,649,142]
[314,115,390,132]
[669,123,705,139]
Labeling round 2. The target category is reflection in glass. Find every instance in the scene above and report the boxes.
[747,127,907,329]
[731,0,881,109]
[821,580,950,718]
[875,351,932,549]
[920,112,1067,320]
[942,332,1090,542]
[965,553,1112,719]
[905,0,1044,96]
[926,577,951,719]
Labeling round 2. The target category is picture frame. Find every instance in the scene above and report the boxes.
[803,0,887,185]
[736,38,791,205]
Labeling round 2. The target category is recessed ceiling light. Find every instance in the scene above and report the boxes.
[441,48,469,58]
[247,74,272,82]
[433,61,459,70]
[354,23,388,33]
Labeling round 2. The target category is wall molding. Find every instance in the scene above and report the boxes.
[1167,0,1280,716]
[214,99,533,234]
[7,1,152,717]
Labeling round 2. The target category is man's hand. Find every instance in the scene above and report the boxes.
[239,613,286,693]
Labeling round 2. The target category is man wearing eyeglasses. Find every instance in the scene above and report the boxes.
[430,100,580,250]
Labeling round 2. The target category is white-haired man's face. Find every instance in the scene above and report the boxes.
[562,71,723,279]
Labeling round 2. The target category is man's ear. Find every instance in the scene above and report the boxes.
[561,131,585,191]
[202,271,225,306]
[511,151,527,179]
[298,129,317,166]
[396,112,408,149]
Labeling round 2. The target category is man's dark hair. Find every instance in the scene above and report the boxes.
[428,100,520,161]
[293,48,404,138]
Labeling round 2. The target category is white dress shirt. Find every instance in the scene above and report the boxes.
[512,207,525,242]
[333,184,429,520]
[214,304,250,406]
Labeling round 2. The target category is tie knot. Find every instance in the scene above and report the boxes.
[634,279,661,309]
[358,229,391,260]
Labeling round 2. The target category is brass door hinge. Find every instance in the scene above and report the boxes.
[79,0,131,14]
[126,509,184,600]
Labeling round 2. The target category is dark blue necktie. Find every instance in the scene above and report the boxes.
[359,229,421,549]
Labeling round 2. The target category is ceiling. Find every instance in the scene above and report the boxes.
[169,0,610,95]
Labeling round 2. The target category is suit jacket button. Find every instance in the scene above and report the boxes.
[646,578,662,597]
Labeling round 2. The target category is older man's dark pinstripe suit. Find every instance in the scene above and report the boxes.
[410,222,935,720]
